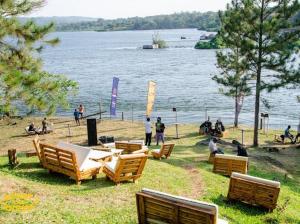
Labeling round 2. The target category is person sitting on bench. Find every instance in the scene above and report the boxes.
[237,144,248,157]
[209,138,224,155]
[281,125,293,143]
[28,122,40,134]
[200,117,212,135]
[213,118,225,136]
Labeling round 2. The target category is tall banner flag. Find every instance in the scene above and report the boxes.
[146,81,156,117]
[110,77,119,116]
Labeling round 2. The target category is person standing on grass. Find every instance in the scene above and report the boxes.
[42,117,48,134]
[74,109,80,126]
[78,104,84,119]
[145,117,152,146]
[209,138,224,155]
[155,117,165,145]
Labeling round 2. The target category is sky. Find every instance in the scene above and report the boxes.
[28,0,231,19]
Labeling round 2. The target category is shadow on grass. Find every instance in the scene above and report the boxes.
[10,134,32,138]
[212,194,269,216]
[178,132,201,140]
[0,162,113,189]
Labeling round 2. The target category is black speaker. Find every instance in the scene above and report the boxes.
[87,118,97,146]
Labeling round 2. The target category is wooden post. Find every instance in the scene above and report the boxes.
[99,99,102,121]
[122,112,124,121]
[67,124,71,137]
[175,123,179,139]
[260,118,263,130]
[8,149,19,167]
[173,108,179,139]
[263,116,266,134]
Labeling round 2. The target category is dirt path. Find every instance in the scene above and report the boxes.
[182,164,204,199]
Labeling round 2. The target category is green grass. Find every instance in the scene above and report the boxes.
[0,122,299,223]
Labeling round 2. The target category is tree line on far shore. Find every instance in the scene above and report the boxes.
[55,12,221,32]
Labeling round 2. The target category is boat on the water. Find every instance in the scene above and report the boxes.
[143,44,159,49]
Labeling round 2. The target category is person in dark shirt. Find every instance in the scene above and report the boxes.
[28,122,35,132]
[215,119,225,134]
[42,117,48,134]
[74,109,80,126]
[281,125,293,143]
[200,117,212,135]
[28,122,40,134]
[237,145,248,157]
[155,117,165,145]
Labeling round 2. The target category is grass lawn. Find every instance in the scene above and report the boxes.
[0,118,299,223]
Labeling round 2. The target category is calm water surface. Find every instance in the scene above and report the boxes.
[42,29,300,128]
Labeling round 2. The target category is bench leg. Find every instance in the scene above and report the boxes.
[76,180,81,185]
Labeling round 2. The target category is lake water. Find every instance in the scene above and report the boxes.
[42,29,300,128]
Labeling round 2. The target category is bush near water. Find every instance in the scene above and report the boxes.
[195,35,224,49]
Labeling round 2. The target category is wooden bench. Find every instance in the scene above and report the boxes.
[136,188,228,224]
[103,153,148,185]
[208,153,215,164]
[115,142,148,154]
[32,135,43,165]
[151,143,175,160]
[39,143,101,185]
[228,172,280,211]
[213,154,248,176]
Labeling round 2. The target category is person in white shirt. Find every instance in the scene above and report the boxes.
[209,138,224,154]
[145,117,152,146]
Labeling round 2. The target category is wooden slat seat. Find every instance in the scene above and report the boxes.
[115,141,148,154]
[129,140,145,145]
[151,144,175,160]
[40,143,101,184]
[213,154,248,176]
[227,172,280,211]
[103,153,148,185]
[32,135,43,165]
[136,188,228,224]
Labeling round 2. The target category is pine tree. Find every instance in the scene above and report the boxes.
[238,0,300,146]
[213,0,252,127]
[0,0,78,116]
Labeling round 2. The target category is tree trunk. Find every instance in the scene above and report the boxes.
[253,0,265,147]
[253,74,261,146]
[234,89,239,128]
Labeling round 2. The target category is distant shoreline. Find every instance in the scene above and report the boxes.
[51,28,208,33]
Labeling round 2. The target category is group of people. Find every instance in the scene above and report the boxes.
[73,104,84,126]
[28,117,51,134]
[144,117,165,146]
[281,124,300,144]
[199,117,225,137]
[209,137,248,157]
